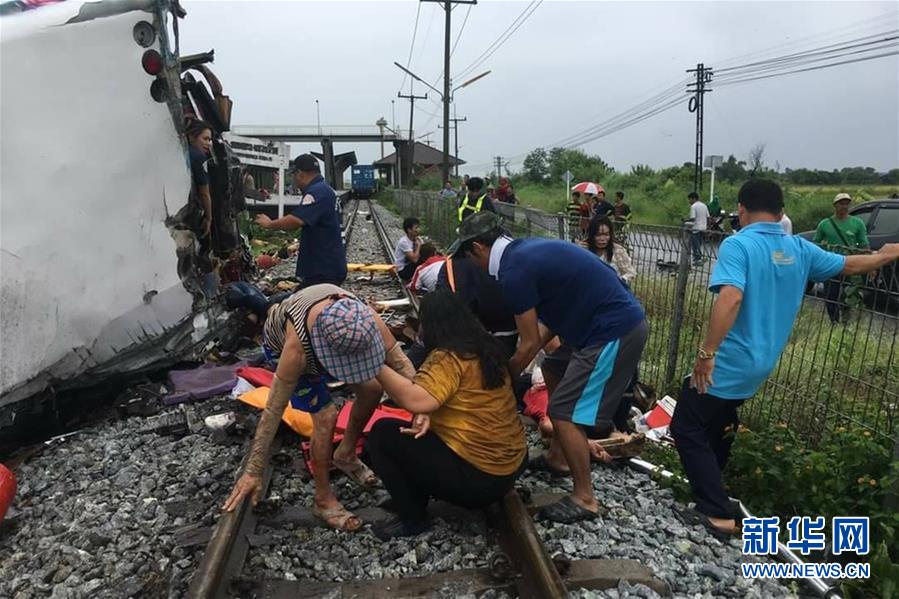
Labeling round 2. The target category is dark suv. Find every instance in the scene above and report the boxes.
[800,198,899,303]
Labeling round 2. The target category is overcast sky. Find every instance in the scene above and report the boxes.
[180,1,899,176]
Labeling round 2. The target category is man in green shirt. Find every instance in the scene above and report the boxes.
[813,193,870,323]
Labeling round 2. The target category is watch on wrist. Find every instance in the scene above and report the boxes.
[697,347,716,360]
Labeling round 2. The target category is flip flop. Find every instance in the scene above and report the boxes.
[538,496,599,524]
[334,458,380,488]
[528,453,569,478]
[674,505,739,542]
[313,504,363,532]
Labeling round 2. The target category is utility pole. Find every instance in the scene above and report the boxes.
[686,63,712,193]
[397,90,428,143]
[438,108,467,178]
[494,156,504,183]
[422,0,478,185]
[397,90,427,188]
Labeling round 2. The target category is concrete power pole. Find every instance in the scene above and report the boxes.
[397,90,427,188]
[686,63,713,193]
[422,0,478,185]
[438,110,467,178]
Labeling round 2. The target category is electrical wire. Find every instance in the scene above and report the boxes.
[716,30,898,74]
[399,2,423,91]
[715,48,899,88]
[451,4,473,59]
[549,79,690,148]
[454,0,543,80]
[713,11,899,70]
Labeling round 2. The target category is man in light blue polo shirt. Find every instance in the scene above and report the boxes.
[671,179,899,540]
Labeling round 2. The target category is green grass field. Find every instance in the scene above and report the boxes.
[511,182,899,233]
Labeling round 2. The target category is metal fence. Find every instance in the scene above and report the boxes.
[386,190,898,445]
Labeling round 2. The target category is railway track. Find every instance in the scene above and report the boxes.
[185,200,669,599]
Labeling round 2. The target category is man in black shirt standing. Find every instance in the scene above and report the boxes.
[593,189,614,218]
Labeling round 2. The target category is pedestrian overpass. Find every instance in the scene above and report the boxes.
[232,125,414,188]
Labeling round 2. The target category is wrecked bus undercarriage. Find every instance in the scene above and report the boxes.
[0,0,252,443]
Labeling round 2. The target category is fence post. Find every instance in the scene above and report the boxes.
[664,225,692,388]
[557,213,566,240]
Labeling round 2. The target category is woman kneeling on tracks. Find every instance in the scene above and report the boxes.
[367,290,528,540]
[222,284,415,531]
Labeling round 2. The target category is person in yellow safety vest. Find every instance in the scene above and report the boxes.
[457,176,496,222]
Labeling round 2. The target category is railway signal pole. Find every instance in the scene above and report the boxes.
[686,63,713,193]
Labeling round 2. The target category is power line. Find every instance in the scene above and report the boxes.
[451,4,473,58]
[715,48,899,88]
[399,2,423,91]
[716,30,898,74]
[454,0,543,80]
[549,79,689,148]
[713,11,899,70]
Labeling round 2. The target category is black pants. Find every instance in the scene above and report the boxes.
[690,232,704,262]
[398,263,417,282]
[365,419,523,525]
[670,378,745,519]
[823,278,844,323]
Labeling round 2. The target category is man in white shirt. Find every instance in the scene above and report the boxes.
[394,217,422,281]
[780,211,793,235]
[688,192,710,265]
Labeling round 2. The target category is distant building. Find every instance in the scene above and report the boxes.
[374,141,465,185]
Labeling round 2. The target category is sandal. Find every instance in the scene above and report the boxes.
[538,496,600,524]
[333,458,380,488]
[372,516,430,541]
[674,506,739,542]
[313,504,363,532]
[528,453,569,478]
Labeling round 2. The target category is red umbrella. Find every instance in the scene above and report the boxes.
[571,181,604,195]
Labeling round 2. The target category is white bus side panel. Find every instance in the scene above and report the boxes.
[1,8,194,403]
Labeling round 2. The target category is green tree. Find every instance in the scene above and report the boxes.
[522,147,550,183]
[718,154,748,183]
[881,168,899,185]
[547,147,614,182]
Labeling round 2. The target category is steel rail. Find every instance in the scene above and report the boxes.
[366,197,568,599]
[187,437,283,599]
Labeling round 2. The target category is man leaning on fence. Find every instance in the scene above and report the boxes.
[670,179,899,540]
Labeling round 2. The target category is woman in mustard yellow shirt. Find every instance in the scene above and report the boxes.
[367,291,527,540]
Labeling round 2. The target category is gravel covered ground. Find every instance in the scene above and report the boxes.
[0,397,255,599]
[0,199,794,599]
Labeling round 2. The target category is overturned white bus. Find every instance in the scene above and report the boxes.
[0,0,252,440]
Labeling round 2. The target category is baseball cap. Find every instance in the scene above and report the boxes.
[310,298,384,383]
[833,193,852,204]
[288,153,320,174]
[448,211,502,257]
